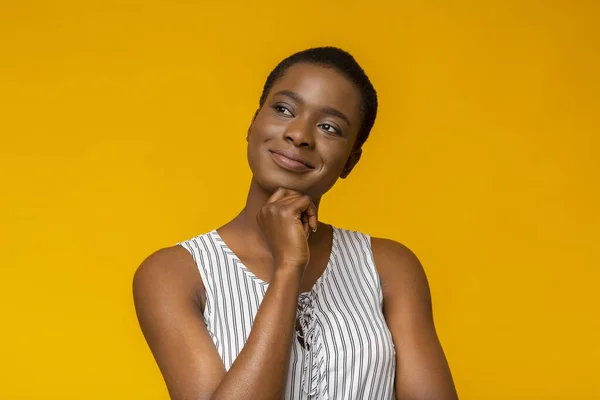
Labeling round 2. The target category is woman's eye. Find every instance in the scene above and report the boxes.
[320,123,341,135]
[274,105,293,116]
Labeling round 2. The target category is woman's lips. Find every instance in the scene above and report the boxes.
[269,150,314,172]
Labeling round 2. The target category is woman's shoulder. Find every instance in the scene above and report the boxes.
[133,244,204,311]
[132,230,218,309]
[330,224,373,241]
[332,225,409,250]
[368,235,430,304]
[331,226,426,291]
[370,236,417,264]
[134,229,215,282]
[176,229,217,249]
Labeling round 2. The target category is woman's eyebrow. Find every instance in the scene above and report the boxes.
[319,105,350,126]
[274,90,351,126]
[275,90,304,104]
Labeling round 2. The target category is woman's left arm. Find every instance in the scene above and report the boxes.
[371,238,459,400]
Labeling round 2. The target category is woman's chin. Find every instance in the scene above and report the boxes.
[253,174,312,196]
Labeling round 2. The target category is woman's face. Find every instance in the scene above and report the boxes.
[247,63,363,199]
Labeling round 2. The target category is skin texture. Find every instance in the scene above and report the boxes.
[133,63,459,400]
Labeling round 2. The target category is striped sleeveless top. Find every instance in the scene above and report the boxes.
[178,226,396,399]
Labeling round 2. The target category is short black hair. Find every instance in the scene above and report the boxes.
[259,47,378,150]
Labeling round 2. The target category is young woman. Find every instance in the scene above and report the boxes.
[133,47,458,400]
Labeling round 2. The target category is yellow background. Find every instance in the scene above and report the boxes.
[1,1,599,399]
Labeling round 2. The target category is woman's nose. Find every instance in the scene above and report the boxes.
[284,119,315,148]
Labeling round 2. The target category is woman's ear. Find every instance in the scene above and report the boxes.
[340,148,362,179]
[246,109,260,142]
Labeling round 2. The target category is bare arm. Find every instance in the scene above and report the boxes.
[133,246,304,400]
[211,266,302,399]
[372,238,459,400]
[133,246,224,400]
[133,189,318,400]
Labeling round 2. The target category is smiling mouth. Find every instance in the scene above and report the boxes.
[269,150,314,172]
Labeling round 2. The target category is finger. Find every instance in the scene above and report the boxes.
[305,201,318,233]
[266,187,291,203]
[301,212,309,238]
[291,195,318,230]
[267,187,299,204]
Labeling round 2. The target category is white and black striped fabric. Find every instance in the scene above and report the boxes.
[178,226,396,399]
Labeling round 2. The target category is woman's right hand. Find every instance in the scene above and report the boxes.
[256,187,318,273]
